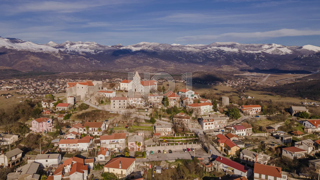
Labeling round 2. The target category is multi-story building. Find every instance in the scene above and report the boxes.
[240,149,270,166]
[177,89,199,99]
[100,133,127,151]
[254,163,287,180]
[148,94,163,105]
[56,103,72,111]
[30,117,53,133]
[231,125,249,136]
[294,139,315,154]
[289,106,308,116]
[33,154,61,168]
[98,90,116,98]
[120,72,157,94]
[282,146,307,159]
[216,134,240,156]
[0,134,19,145]
[164,91,180,107]
[199,116,228,130]
[83,121,108,136]
[66,80,103,100]
[173,113,191,128]
[240,105,261,115]
[58,136,93,152]
[103,157,135,179]
[154,123,173,136]
[110,97,128,110]
[187,102,212,115]
[214,156,252,179]
[127,95,145,107]
[0,148,23,167]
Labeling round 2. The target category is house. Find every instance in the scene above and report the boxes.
[65,132,80,139]
[66,80,103,100]
[294,139,315,154]
[59,136,93,152]
[177,89,199,99]
[216,134,240,156]
[83,121,108,136]
[154,123,173,136]
[98,90,116,98]
[280,135,292,144]
[291,131,304,136]
[104,157,136,179]
[50,164,64,180]
[61,157,92,180]
[266,126,275,133]
[155,166,161,173]
[231,125,247,136]
[30,117,53,133]
[7,162,40,180]
[241,123,253,136]
[303,119,320,132]
[51,139,60,146]
[164,91,180,108]
[234,177,248,180]
[240,149,270,166]
[200,116,228,131]
[69,162,88,180]
[200,98,211,103]
[173,113,191,128]
[148,94,163,106]
[128,135,144,151]
[100,133,127,151]
[128,95,145,107]
[0,134,19,145]
[69,123,85,134]
[226,133,239,141]
[110,97,128,110]
[214,156,252,179]
[240,105,261,115]
[282,147,307,159]
[97,147,109,162]
[42,100,54,108]
[290,106,308,116]
[119,72,157,94]
[34,154,61,168]
[56,103,72,111]
[0,148,23,167]
[254,163,287,180]
[181,97,194,107]
[187,102,212,115]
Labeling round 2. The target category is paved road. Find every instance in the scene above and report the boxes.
[190,128,222,157]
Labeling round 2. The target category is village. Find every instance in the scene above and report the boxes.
[1,72,320,180]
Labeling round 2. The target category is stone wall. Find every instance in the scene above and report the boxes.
[146,142,201,152]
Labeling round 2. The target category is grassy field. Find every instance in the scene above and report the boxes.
[245,90,308,103]
[0,90,25,110]
[254,119,276,127]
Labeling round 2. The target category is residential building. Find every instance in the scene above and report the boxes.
[128,135,144,151]
[187,102,212,115]
[0,134,19,145]
[148,93,163,106]
[59,136,93,152]
[64,132,80,139]
[97,147,109,162]
[214,156,252,179]
[110,97,128,110]
[41,100,54,108]
[128,95,145,107]
[241,123,253,136]
[225,133,239,141]
[303,119,320,132]
[282,147,307,159]
[66,80,103,100]
[240,149,270,166]
[178,89,197,99]
[294,139,315,154]
[98,90,116,98]
[100,133,127,151]
[173,112,191,128]
[7,162,40,180]
[199,116,228,130]
[103,157,136,179]
[56,103,72,111]
[34,154,61,168]
[231,125,248,136]
[254,163,287,180]
[154,123,173,136]
[290,106,308,116]
[240,105,261,115]
[69,123,85,134]
[181,97,194,107]
[164,91,180,108]
[83,121,108,136]
[119,72,157,94]
[30,117,53,133]
[0,148,23,167]
[280,135,292,144]
[216,134,240,156]
[69,162,88,180]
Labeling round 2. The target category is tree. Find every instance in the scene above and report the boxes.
[45,94,55,100]
[40,175,47,180]
[227,107,241,119]
[150,117,156,124]
[54,99,62,107]
[109,83,116,89]
[78,103,89,111]
[162,86,165,93]
[212,100,218,111]
[299,112,310,118]
[164,97,169,107]
[85,126,89,132]
[310,115,320,119]
[63,113,72,120]
[101,172,118,180]
[31,107,42,118]
[121,112,132,124]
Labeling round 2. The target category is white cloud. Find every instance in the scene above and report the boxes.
[176,29,320,42]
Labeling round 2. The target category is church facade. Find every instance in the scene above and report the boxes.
[120,72,157,94]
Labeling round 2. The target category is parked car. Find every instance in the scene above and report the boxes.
[158,150,161,153]
[163,150,166,154]
[183,149,187,152]
[187,148,191,152]
[169,150,172,153]
[191,148,194,151]
[150,151,153,155]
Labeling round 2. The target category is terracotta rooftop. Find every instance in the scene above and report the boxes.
[69,162,88,175]
[141,80,157,86]
[59,139,78,144]
[179,89,192,93]
[121,80,132,83]
[164,91,180,98]
[241,105,261,108]
[104,157,135,170]
[241,122,252,128]
[254,163,282,178]
[226,133,239,139]
[98,90,114,93]
[283,146,307,153]
[307,120,320,127]
[56,103,70,107]
[187,102,212,107]
[84,121,103,128]
[98,147,108,156]
[34,117,49,123]
[215,156,248,172]
[111,97,127,100]
[291,131,304,135]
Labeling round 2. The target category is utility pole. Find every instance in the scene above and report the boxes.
[40,138,41,154]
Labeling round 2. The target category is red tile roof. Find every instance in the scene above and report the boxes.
[121,80,132,83]
[98,147,108,156]
[63,158,73,166]
[84,121,103,128]
[241,122,252,128]
[70,162,88,175]
[233,125,246,131]
[234,177,248,180]
[47,175,54,180]
[242,105,261,108]
[34,117,49,123]
[179,89,193,93]
[283,146,307,153]
[104,157,135,170]
[226,133,239,139]
[291,131,304,135]
[98,90,114,93]
[315,140,320,145]
[215,156,248,172]
[254,163,282,178]
[72,123,84,129]
[307,120,320,127]
[111,97,127,100]
[68,81,94,87]
[72,157,84,164]
[141,80,157,86]
[217,134,238,148]
[56,103,70,107]
[59,139,78,144]
[53,164,64,175]
[187,102,212,107]
[164,91,180,98]
[100,133,126,140]
[85,158,95,163]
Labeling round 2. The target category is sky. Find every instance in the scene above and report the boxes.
[1,0,320,46]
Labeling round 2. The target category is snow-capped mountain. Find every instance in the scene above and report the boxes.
[0,37,320,73]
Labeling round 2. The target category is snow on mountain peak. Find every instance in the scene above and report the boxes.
[47,41,58,47]
[302,45,320,52]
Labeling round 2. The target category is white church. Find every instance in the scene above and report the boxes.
[120,72,157,94]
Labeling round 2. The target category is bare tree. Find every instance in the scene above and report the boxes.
[121,111,133,125]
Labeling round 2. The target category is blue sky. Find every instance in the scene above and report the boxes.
[1,0,320,46]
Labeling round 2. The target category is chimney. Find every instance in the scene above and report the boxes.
[119,161,121,169]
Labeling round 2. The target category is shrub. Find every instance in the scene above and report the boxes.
[78,103,89,111]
